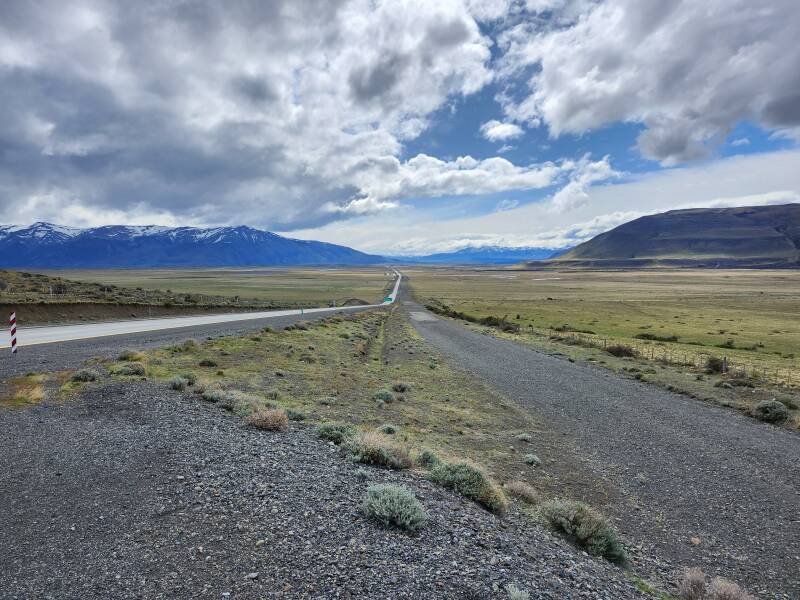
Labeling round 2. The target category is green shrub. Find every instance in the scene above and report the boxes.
[70,368,99,383]
[392,382,411,393]
[540,499,626,564]
[505,584,530,600]
[362,484,427,530]
[261,326,274,333]
[200,388,227,403]
[523,454,541,466]
[347,432,413,470]
[172,339,198,352]
[634,333,679,342]
[514,432,532,443]
[416,449,441,469]
[752,399,789,424]
[373,389,394,403]
[428,461,507,514]
[316,422,357,444]
[169,376,188,391]
[379,423,397,434]
[319,396,336,406]
[180,372,197,386]
[198,358,218,367]
[115,362,146,376]
[286,409,307,421]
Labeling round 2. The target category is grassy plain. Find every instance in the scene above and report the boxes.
[43,267,393,305]
[407,267,800,427]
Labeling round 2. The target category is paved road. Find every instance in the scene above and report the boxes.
[402,285,799,598]
[0,271,401,378]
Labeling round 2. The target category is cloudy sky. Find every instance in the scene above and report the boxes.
[1,0,799,254]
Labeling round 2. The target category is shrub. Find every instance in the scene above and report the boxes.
[180,372,197,386]
[705,355,725,373]
[294,320,310,331]
[198,358,218,367]
[634,333,679,342]
[606,344,636,358]
[261,326,274,333]
[709,577,754,600]
[316,422,357,444]
[373,389,394,403]
[540,499,626,564]
[379,423,397,434]
[505,584,530,600]
[70,368,99,383]
[115,362,146,376]
[118,348,145,361]
[169,376,188,391]
[361,484,427,530]
[347,432,413,470]
[678,568,706,600]
[523,454,541,466]
[514,432,532,443]
[504,481,540,505]
[173,339,198,352]
[392,382,411,393]
[286,409,307,421]
[752,399,789,424]
[200,388,227,403]
[416,449,441,469]
[777,397,798,410]
[319,396,336,406]
[247,408,289,431]
[428,461,507,514]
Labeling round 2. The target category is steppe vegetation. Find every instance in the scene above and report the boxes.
[412,267,800,429]
[0,268,393,324]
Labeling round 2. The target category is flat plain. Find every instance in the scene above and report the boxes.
[39,267,394,305]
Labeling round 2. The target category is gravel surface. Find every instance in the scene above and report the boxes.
[404,289,799,598]
[0,307,374,379]
[0,380,646,599]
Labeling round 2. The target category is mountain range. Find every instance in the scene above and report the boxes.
[538,203,800,269]
[395,246,564,264]
[0,223,383,268]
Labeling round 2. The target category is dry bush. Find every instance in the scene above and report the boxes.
[678,568,706,600]
[606,344,636,358]
[247,408,289,432]
[709,578,754,600]
[504,481,541,505]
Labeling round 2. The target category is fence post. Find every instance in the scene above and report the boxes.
[722,356,728,374]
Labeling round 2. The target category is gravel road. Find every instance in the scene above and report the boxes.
[403,288,799,598]
[0,380,646,599]
[0,308,373,379]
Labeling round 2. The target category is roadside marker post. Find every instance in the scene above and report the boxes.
[9,312,17,354]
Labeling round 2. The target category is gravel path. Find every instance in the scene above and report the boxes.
[0,308,373,379]
[403,289,800,598]
[0,380,646,599]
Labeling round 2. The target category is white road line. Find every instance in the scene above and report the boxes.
[3,270,402,348]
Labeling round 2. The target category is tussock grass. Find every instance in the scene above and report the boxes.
[504,481,541,505]
[752,399,789,423]
[247,408,289,431]
[118,349,146,362]
[346,431,413,470]
[114,362,146,376]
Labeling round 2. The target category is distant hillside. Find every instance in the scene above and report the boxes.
[396,246,566,264]
[0,223,384,268]
[527,204,800,269]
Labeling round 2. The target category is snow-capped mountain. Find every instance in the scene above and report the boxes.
[0,222,384,267]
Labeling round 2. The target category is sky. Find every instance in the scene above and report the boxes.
[1,0,799,255]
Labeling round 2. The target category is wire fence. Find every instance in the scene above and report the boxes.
[540,328,799,388]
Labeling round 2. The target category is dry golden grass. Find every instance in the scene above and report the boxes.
[504,480,541,505]
[247,408,289,431]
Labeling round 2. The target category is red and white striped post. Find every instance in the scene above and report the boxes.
[9,312,17,354]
